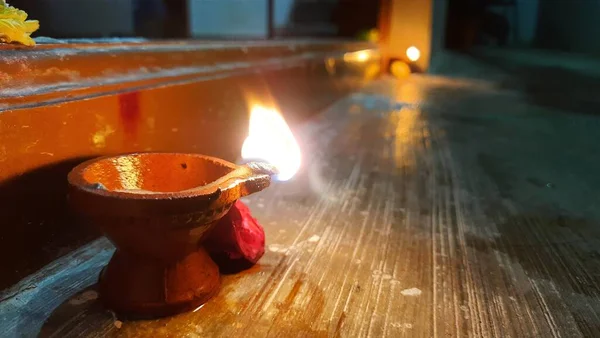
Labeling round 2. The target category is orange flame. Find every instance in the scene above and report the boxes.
[241,105,301,181]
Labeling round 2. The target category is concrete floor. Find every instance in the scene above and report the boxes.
[423,50,600,336]
[430,50,600,223]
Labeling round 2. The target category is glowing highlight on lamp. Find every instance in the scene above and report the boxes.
[114,156,142,190]
[241,105,301,181]
[406,46,421,62]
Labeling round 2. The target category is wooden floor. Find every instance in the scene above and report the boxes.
[3,67,600,337]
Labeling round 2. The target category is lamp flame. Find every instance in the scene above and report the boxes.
[241,105,301,181]
[406,46,421,62]
[343,49,372,63]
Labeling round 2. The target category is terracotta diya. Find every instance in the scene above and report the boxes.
[67,153,276,318]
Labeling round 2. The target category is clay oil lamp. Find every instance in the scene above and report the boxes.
[67,153,277,318]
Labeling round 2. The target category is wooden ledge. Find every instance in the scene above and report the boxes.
[0,39,376,112]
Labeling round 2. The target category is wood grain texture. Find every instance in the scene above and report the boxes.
[3,72,600,337]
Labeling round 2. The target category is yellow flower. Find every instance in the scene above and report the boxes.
[0,0,39,46]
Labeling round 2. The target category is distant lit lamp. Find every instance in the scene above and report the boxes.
[390,46,421,78]
[390,60,411,78]
[406,46,421,62]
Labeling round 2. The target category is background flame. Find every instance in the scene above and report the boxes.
[406,46,421,62]
[241,105,301,181]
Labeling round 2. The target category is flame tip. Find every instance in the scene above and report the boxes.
[241,104,301,181]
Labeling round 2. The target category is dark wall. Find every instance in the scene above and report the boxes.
[9,0,186,38]
[12,0,379,39]
[535,0,600,55]
[271,0,380,38]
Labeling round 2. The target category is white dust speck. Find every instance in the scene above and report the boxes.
[268,244,287,253]
[41,152,54,156]
[257,203,265,208]
[382,274,392,280]
[69,290,98,305]
[400,288,422,296]
[171,128,179,132]
[114,320,123,329]
[459,305,469,312]
[391,323,413,329]
[308,235,320,242]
